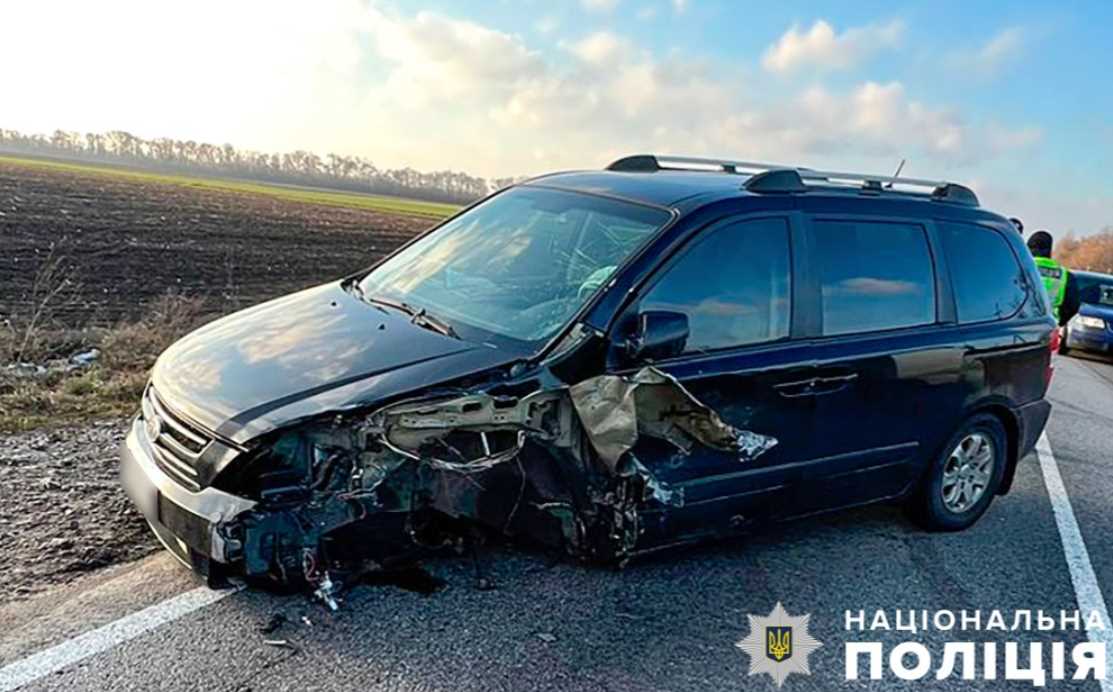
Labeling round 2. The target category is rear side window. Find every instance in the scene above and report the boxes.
[1074,273,1113,306]
[809,220,936,336]
[938,222,1029,323]
[639,217,791,352]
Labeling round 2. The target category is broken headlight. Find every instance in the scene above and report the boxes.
[211,428,348,504]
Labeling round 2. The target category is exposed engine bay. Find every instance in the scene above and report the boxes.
[205,365,777,609]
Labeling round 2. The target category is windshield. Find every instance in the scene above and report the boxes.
[357,186,669,346]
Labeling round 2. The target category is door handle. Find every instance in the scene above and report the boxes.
[813,372,858,394]
[774,373,858,398]
[774,378,818,398]
[817,373,858,385]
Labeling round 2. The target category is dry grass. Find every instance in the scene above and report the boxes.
[98,293,208,371]
[1,242,84,364]
[0,293,213,433]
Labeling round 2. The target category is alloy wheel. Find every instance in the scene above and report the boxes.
[941,432,995,513]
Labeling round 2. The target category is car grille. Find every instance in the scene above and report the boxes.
[141,387,212,491]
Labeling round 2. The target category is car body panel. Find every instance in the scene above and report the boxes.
[1080,302,1113,322]
[151,281,526,444]
[631,341,821,541]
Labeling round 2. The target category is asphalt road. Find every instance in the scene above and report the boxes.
[2,354,1111,691]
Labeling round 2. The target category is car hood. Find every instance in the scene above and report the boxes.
[151,282,524,445]
[1079,302,1113,322]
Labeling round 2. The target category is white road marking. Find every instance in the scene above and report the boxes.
[1036,433,1113,692]
[0,586,237,691]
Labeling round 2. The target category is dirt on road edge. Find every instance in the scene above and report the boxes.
[0,419,158,605]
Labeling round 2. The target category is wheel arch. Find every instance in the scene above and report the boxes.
[967,403,1021,495]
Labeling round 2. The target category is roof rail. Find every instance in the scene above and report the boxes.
[604,154,979,206]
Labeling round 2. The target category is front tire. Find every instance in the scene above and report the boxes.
[910,414,1007,531]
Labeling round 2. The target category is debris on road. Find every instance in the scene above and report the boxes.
[311,571,341,611]
[3,362,47,379]
[257,613,287,635]
[1,348,100,381]
[69,348,100,368]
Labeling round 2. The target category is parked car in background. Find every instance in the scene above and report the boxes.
[121,154,1057,603]
[1062,270,1113,357]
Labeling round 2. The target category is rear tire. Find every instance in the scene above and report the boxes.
[1059,327,1071,356]
[909,414,1007,532]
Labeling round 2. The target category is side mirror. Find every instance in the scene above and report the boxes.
[627,310,689,362]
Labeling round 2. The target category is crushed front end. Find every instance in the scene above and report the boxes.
[121,366,777,608]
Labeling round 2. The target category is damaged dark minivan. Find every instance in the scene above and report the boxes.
[121,155,1055,604]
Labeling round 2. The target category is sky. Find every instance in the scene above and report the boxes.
[3,0,1111,235]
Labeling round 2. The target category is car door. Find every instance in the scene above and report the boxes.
[606,214,821,544]
[787,212,962,515]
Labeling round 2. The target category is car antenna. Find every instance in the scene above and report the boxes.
[884,158,906,189]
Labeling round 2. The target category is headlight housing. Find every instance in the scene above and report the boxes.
[1078,315,1106,330]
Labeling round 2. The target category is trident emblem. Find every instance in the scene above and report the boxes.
[766,626,792,661]
[737,603,820,688]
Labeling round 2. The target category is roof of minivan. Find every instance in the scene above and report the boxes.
[522,168,990,218]
[1073,269,1113,281]
[524,170,752,211]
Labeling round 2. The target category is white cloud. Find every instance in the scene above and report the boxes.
[762,19,904,73]
[787,82,968,157]
[671,0,689,15]
[580,0,620,12]
[948,27,1026,78]
[565,32,631,64]
[534,15,560,35]
[981,28,1025,64]
[636,6,658,21]
[366,8,544,108]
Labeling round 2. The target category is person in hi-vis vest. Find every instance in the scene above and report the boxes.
[1026,230,1068,322]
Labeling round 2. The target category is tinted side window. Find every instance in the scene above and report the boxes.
[809,220,935,336]
[640,217,791,352]
[939,222,1028,323]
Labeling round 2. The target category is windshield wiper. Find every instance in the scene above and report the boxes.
[409,306,459,339]
[363,292,459,339]
[345,280,460,339]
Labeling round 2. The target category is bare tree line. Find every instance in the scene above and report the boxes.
[0,128,521,204]
[1057,228,1113,274]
